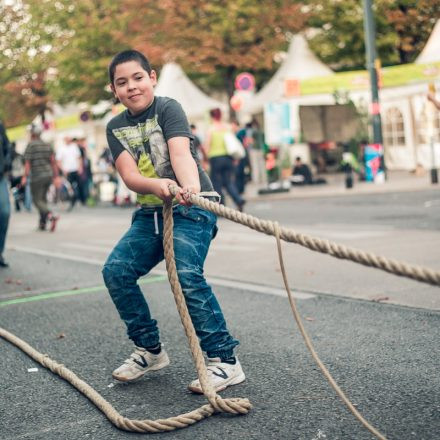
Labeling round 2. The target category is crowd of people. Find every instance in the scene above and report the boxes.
[191,109,267,211]
[0,120,99,268]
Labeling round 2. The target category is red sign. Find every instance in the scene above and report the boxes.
[235,73,255,91]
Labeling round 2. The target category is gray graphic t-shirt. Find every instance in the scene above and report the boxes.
[106,96,213,206]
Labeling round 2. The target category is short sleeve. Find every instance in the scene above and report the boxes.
[159,99,192,142]
[106,125,126,162]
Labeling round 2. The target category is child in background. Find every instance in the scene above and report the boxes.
[102,50,245,393]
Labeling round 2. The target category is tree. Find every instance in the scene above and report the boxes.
[0,0,128,127]
[48,0,129,105]
[383,0,440,64]
[125,0,307,103]
[305,0,440,70]
[0,0,63,126]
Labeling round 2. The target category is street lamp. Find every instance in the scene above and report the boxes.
[363,0,386,180]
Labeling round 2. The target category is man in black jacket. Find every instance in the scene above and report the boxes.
[0,120,11,267]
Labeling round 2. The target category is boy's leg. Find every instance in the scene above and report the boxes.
[172,205,239,359]
[102,209,164,348]
[172,205,245,393]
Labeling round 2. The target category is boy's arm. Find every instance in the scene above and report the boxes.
[168,136,201,205]
[115,150,178,201]
[168,136,200,190]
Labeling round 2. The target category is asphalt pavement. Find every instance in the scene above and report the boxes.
[1,250,439,440]
[1,170,439,439]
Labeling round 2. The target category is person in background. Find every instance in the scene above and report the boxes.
[77,137,93,203]
[9,142,27,212]
[0,120,11,267]
[22,125,60,231]
[190,124,208,170]
[234,121,252,195]
[56,136,83,210]
[292,156,313,185]
[204,108,245,211]
[249,119,267,186]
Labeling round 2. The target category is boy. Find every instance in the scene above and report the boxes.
[102,50,245,393]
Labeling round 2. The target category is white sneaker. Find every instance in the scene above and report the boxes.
[112,346,170,382]
[188,357,246,394]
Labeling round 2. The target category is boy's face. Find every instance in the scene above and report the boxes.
[111,61,157,115]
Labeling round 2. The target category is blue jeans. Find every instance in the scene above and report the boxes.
[209,155,244,208]
[102,205,239,359]
[0,176,10,256]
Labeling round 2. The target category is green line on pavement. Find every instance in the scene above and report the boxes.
[0,274,168,308]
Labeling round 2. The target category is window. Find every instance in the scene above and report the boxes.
[384,107,405,147]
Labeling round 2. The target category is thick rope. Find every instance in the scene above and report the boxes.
[171,189,440,287]
[273,222,387,440]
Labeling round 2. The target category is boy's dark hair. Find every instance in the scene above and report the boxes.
[108,50,152,85]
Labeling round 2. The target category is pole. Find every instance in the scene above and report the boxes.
[363,0,386,179]
[428,83,439,184]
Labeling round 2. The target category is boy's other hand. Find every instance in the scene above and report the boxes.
[153,178,178,201]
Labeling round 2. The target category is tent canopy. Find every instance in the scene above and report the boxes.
[242,34,333,114]
[155,62,226,120]
[416,20,440,64]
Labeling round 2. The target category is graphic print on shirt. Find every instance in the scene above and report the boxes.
[111,115,174,205]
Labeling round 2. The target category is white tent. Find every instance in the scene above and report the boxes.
[416,20,440,64]
[242,34,333,115]
[155,62,226,120]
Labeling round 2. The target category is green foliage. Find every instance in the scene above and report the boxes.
[127,0,306,99]
[305,0,440,70]
[1,0,438,128]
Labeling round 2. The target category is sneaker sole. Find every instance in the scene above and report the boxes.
[188,371,246,394]
[112,357,170,383]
